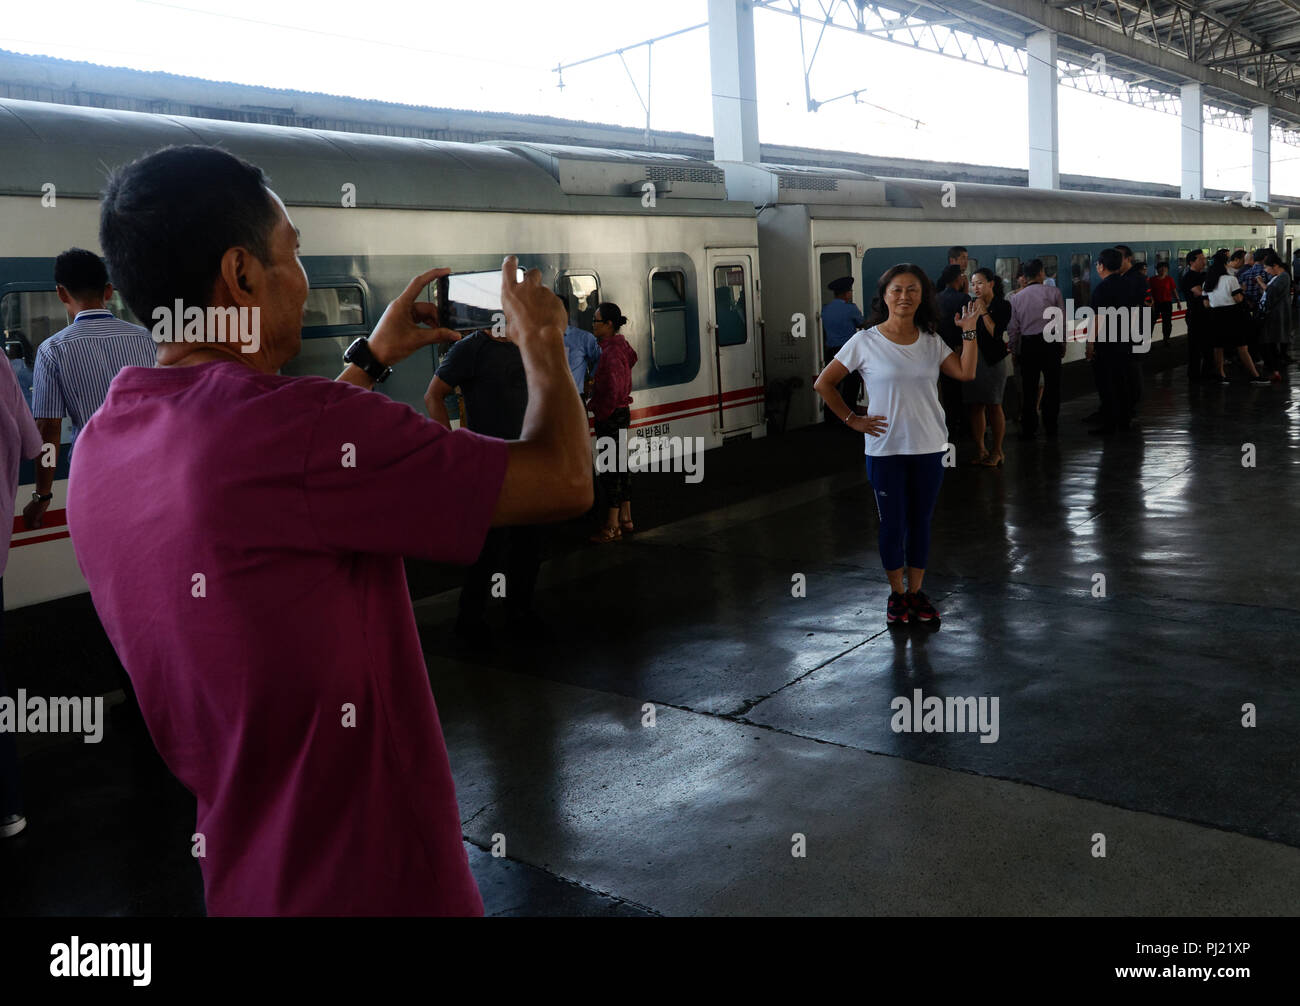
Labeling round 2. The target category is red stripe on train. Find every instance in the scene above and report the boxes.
[12,509,67,535]
[10,529,70,548]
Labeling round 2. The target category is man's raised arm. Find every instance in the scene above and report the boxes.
[492,257,592,525]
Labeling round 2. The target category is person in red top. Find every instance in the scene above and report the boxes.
[588,301,638,542]
[67,145,592,915]
[1149,261,1180,348]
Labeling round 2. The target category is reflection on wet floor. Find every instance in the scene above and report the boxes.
[4,360,1299,915]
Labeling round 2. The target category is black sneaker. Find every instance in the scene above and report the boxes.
[887,592,909,625]
[907,591,940,623]
[1250,375,1272,386]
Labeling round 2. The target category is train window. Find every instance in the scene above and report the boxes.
[1131,250,1147,265]
[1177,248,1192,271]
[650,269,688,368]
[819,252,851,306]
[994,257,1020,292]
[560,273,600,332]
[712,265,748,347]
[1038,255,1059,283]
[1156,250,1170,269]
[1070,253,1091,304]
[966,258,979,277]
[1,291,69,359]
[303,286,365,330]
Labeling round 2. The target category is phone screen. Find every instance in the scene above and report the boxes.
[438,268,525,332]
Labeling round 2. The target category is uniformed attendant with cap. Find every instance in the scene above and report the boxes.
[822,276,866,422]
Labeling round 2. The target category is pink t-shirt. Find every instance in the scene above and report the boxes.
[1,359,42,576]
[66,360,508,916]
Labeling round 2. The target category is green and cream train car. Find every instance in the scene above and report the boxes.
[0,99,766,609]
[721,161,1277,430]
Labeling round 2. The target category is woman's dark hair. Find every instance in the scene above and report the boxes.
[1262,251,1283,268]
[972,266,1004,301]
[868,264,940,333]
[1204,256,1230,293]
[100,145,278,325]
[937,263,963,289]
[594,301,627,332]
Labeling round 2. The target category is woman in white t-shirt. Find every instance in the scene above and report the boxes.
[814,263,980,627]
[1204,252,1269,386]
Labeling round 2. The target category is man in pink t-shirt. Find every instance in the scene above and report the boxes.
[66,145,591,915]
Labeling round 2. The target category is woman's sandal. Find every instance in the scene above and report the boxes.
[978,452,1005,468]
[969,452,990,466]
[589,526,622,544]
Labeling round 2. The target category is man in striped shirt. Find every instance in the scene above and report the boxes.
[25,248,155,529]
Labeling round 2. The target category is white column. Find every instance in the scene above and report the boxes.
[708,0,760,162]
[1251,105,1271,206]
[1181,83,1204,200]
[1027,30,1059,190]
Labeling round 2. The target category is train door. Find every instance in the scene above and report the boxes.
[705,250,763,431]
[816,247,858,373]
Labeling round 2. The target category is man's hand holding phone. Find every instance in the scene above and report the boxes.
[369,267,463,367]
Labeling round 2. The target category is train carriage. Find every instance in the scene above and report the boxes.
[721,161,1277,430]
[0,99,766,609]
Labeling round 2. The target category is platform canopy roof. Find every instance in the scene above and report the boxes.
[760,0,1300,141]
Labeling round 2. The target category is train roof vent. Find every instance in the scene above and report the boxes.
[717,161,887,206]
[484,141,727,199]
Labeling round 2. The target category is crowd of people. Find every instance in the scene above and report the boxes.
[815,241,1296,629]
[2,136,1297,915]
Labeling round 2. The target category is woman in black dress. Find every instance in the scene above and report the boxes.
[963,268,1012,467]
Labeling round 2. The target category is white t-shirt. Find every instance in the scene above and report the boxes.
[1206,274,1241,308]
[835,326,953,457]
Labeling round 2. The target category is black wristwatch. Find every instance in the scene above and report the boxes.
[31,491,52,502]
[342,338,392,384]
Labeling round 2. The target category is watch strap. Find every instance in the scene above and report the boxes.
[343,337,392,383]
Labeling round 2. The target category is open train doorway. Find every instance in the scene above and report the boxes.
[706,251,764,432]
[817,248,857,371]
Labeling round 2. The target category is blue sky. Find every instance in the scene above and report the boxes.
[5,0,1296,195]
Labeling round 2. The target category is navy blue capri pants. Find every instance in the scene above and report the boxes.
[864,452,946,570]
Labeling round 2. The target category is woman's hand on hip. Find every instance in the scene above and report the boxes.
[848,413,888,437]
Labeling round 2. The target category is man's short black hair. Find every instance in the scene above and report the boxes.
[1253,247,1271,261]
[100,145,278,325]
[1156,260,1169,272]
[1186,249,1204,267]
[1230,248,1246,262]
[946,246,967,261]
[1098,247,1123,272]
[1114,244,1133,258]
[1262,251,1283,268]
[1023,258,1044,279]
[54,248,109,299]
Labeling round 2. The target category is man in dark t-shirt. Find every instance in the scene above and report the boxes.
[426,331,542,645]
[935,264,970,435]
[1179,250,1211,381]
[1088,249,1139,435]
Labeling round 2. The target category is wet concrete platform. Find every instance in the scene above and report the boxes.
[4,354,1299,915]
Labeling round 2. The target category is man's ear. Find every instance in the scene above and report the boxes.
[55,285,72,307]
[218,247,262,306]
[103,284,114,303]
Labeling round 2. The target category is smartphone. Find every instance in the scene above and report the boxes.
[437,268,525,333]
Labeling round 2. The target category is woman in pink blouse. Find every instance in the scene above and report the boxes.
[588,302,638,542]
